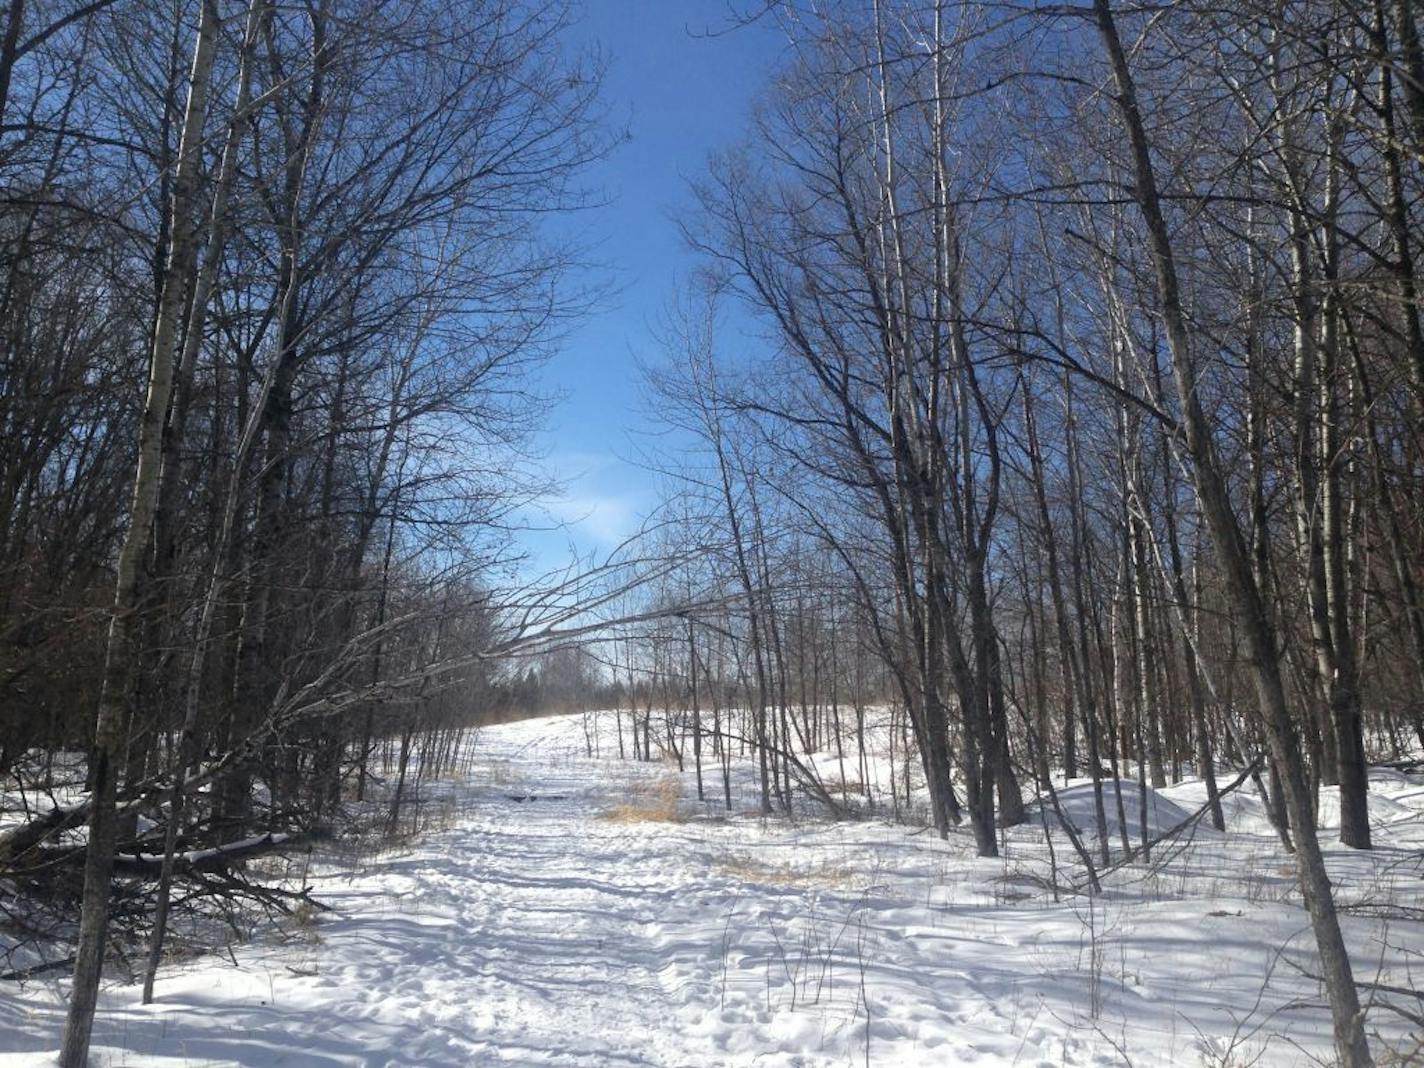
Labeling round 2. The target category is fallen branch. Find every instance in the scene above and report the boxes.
[1,955,77,982]
[113,832,299,875]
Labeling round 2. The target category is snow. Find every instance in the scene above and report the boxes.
[2,712,1422,1066]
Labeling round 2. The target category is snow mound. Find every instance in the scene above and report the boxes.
[1316,783,1418,830]
[1034,779,1216,843]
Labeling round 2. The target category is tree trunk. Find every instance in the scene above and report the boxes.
[60,3,223,1062]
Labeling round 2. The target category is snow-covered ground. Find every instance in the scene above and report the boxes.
[2,712,1422,1066]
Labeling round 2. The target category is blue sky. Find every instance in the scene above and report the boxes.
[517,2,784,574]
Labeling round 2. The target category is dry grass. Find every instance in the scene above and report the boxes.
[599,775,683,823]
[713,852,859,890]
[411,794,460,835]
[279,899,323,946]
[486,759,518,786]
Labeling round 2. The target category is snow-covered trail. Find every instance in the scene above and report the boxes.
[2,712,1422,1066]
[2,720,732,1066]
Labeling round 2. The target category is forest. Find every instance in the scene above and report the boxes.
[1,1,1422,1066]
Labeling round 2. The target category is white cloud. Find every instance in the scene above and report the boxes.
[541,491,642,550]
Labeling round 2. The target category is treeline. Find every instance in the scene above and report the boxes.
[500,646,624,716]
[622,3,1423,1065]
[0,0,602,1061]
[591,589,906,815]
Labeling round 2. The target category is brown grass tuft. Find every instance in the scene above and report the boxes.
[712,852,858,889]
[279,899,323,946]
[599,775,682,823]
